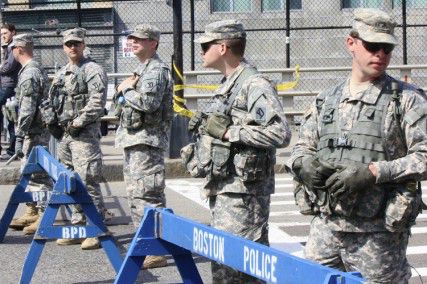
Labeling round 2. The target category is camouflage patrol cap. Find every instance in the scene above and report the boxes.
[128,24,160,41]
[63,28,86,43]
[352,8,398,45]
[195,19,246,44]
[10,34,33,48]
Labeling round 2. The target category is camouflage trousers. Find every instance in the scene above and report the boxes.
[57,134,106,224]
[21,132,53,210]
[209,192,270,284]
[123,144,166,228]
[305,216,411,284]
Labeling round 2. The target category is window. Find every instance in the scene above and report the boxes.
[262,0,302,11]
[393,0,427,8]
[342,0,382,8]
[211,0,252,12]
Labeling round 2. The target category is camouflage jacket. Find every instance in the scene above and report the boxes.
[287,74,427,231]
[53,57,107,137]
[115,54,173,150]
[15,60,49,137]
[202,61,291,197]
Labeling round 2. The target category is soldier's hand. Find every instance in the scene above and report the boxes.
[188,111,206,132]
[293,156,331,191]
[15,136,24,158]
[117,75,138,93]
[205,113,230,139]
[325,165,376,199]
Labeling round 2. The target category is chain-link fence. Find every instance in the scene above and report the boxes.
[0,0,426,111]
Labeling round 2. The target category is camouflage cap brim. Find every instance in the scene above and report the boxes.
[63,36,84,44]
[194,34,215,44]
[127,32,150,40]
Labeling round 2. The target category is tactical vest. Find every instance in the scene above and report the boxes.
[316,81,401,218]
[52,63,89,125]
[186,66,275,182]
[120,65,173,131]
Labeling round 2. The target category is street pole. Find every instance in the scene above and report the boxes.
[169,0,191,158]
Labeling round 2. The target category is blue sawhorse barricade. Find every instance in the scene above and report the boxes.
[0,146,123,283]
[115,207,365,284]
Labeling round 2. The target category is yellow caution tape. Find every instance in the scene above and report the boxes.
[173,62,185,82]
[173,100,194,118]
[174,84,218,92]
[276,64,300,91]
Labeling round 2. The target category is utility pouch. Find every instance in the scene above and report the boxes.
[56,93,74,125]
[121,105,144,130]
[332,184,384,218]
[294,181,319,215]
[39,100,57,125]
[180,143,205,178]
[385,184,421,232]
[73,93,87,113]
[144,108,162,125]
[233,147,270,182]
[210,139,231,179]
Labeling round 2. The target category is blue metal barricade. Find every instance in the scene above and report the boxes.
[0,146,123,283]
[115,207,365,284]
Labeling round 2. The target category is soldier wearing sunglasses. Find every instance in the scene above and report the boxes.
[287,8,427,283]
[185,19,291,283]
[40,28,109,250]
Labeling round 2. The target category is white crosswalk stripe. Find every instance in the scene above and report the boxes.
[167,175,427,281]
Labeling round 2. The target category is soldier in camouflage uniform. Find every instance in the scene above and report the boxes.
[287,9,427,283]
[183,20,291,283]
[114,24,173,268]
[8,34,52,235]
[40,28,108,250]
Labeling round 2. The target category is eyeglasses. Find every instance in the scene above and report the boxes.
[201,42,221,53]
[64,41,82,48]
[356,38,395,55]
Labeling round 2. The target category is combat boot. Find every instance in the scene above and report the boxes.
[9,204,38,230]
[56,238,83,246]
[22,213,42,235]
[143,255,168,269]
[81,237,100,250]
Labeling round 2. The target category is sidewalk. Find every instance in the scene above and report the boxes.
[0,128,297,184]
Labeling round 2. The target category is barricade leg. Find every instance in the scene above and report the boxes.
[172,253,203,284]
[20,239,46,284]
[0,175,32,242]
[114,208,203,284]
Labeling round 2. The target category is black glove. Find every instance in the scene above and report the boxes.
[205,113,230,139]
[293,157,335,191]
[67,125,82,138]
[47,124,64,140]
[188,111,207,132]
[324,165,376,199]
[15,136,24,158]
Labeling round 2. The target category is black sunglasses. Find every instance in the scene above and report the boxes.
[201,41,220,53]
[358,38,395,55]
[64,41,82,48]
